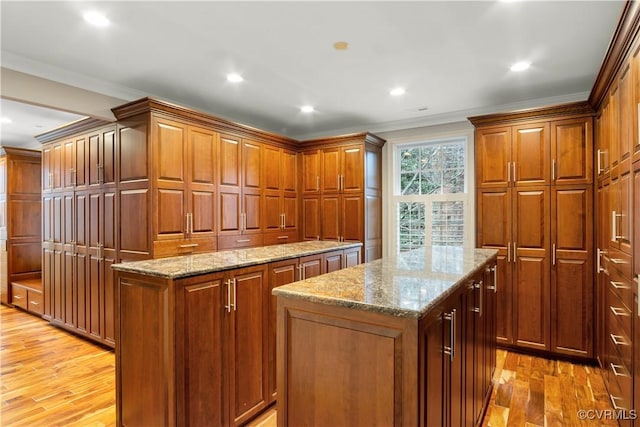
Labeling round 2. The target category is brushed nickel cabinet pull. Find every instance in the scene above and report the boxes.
[507,242,510,263]
[507,162,511,183]
[597,149,602,174]
[552,159,556,181]
[178,243,198,249]
[236,239,250,243]
[610,363,630,377]
[610,333,628,346]
[512,162,516,182]
[610,280,630,290]
[277,236,288,240]
[610,306,630,317]
[232,278,237,311]
[597,248,601,273]
[316,176,320,191]
[444,309,456,361]
[552,244,556,266]
[610,395,627,411]
[225,279,232,312]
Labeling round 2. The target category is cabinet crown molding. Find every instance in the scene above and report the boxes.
[35,117,112,144]
[468,101,594,127]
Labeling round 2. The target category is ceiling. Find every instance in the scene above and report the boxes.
[0,1,626,150]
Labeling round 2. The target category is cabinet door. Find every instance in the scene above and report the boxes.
[268,260,298,402]
[513,187,550,351]
[62,194,76,328]
[320,195,340,241]
[52,195,64,323]
[263,193,282,233]
[102,127,117,187]
[282,149,298,193]
[263,145,281,192]
[551,186,593,357]
[188,127,216,239]
[341,194,364,243]
[634,162,640,285]
[42,145,52,193]
[75,193,89,334]
[75,135,87,190]
[154,119,187,241]
[300,254,322,279]
[42,196,53,318]
[283,194,298,232]
[609,85,620,174]
[619,64,633,173]
[633,45,640,164]
[176,277,225,427]
[52,143,63,191]
[421,311,445,426]
[477,189,512,345]
[63,138,76,191]
[228,267,268,426]
[102,190,117,345]
[301,196,320,241]
[243,141,262,234]
[551,118,593,185]
[476,126,511,188]
[301,150,320,194]
[321,147,341,193]
[512,122,549,186]
[323,250,344,273]
[341,145,364,193]
[218,135,242,235]
[619,171,632,255]
[88,192,103,340]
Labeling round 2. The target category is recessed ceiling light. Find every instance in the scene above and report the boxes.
[83,11,110,27]
[333,41,349,51]
[1,117,12,124]
[390,87,406,96]
[226,73,244,83]
[300,105,315,113]
[510,61,531,72]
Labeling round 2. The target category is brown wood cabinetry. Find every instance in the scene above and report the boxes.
[115,243,361,427]
[0,148,42,315]
[40,121,119,347]
[300,133,384,262]
[263,144,298,245]
[471,104,594,358]
[276,256,496,426]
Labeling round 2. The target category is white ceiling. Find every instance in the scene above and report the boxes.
[0,1,626,149]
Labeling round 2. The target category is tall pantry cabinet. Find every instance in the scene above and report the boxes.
[471,102,594,359]
[590,2,640,418]
[299,133,384,263]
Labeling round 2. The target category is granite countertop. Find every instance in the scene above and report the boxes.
[111,241,361,279]
[273,246,498,318]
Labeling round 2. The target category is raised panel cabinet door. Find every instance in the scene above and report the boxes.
[476,126,511,188]
[301,197,320,241]
[219,135,242,188]
[512,187,550,351]
[52,143,63,191]
[512,122,550,186]
[321,147,341,193]
[618,171,632,255]
[175,278,225,427]
[341,145,364,193]
[228,267,268,425]
[609,85,620,174]
[634,162,640,282]
[75,192,89,333]
[610,176,621,250]
[118,123,149,183]
[243,140,262,191]
[243,191,262,233]
[268,260,298,402]
[421,311,445,426]
[188,126,217,239]
[42,145,52,192]
[75,135,87,189]
[320,195,340,241]
[283,195,298,231]
[300,254,322,278]
[281,149,298,193]
[550,186,593,357]
[88,133,101,187]
[633,45,640,164]
[263,193,282,232]
[101,127,117,186]
[619,64,633,173]
[154,119,186,183]
[551,117,593,185]
[341,194,364,243]
[301,150,321,194]
[323,250,344,273]
[263,145,281,191]
[63,194,76,328]
[102,191,117,345]
[88,192,103,340]
[477,189,511,250]
[63,138,76,190]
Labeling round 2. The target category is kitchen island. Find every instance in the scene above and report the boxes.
[273,246,498,426]
[111,240,362,427]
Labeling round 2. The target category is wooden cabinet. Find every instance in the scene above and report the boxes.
[472,104,594,358]
[300,133,384,262]
[633,160,640,421]
[263,144,298,245]
[0,148,42,313]
[116,243,361,427]
[153,117,218,256]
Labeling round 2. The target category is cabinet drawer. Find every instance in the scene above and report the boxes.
[608,247,631,280]
[153,237,217,258]
[609,267,633,311]
[11,286,27,309]
[607,285,632,338]
[27,290,43,315]
[607,308,632,369]
[263,230,298,246]
[218,234,264,250]
[605,358,633,413]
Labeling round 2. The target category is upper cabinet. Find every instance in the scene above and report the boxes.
[476,113,593,189]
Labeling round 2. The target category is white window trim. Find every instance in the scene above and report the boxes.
[381,123,475,257]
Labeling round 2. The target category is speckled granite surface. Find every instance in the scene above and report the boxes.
[273,246,498,318]
[111,241,361,279]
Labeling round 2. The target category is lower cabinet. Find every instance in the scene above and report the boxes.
[116,245,362,427]
[423,262,497,426]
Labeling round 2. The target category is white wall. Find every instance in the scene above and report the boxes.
[377,121,475,258]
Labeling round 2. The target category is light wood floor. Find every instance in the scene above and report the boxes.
[0,305,616,426]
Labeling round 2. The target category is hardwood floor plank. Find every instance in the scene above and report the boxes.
[525,377,545,426]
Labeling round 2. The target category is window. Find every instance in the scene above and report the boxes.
[393,137,473,253]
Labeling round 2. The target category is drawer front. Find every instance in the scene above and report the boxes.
[607,352,632,407]
[218,233,264,250]
[608,247,632,280]
[263,230,299,246]
[11,286,27,309]
[153,237,217,258]
[607,307,632,369]
[605,360,633,414]
[609,267,633,311]
[27,290,43,315]
[608,285,632,339]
